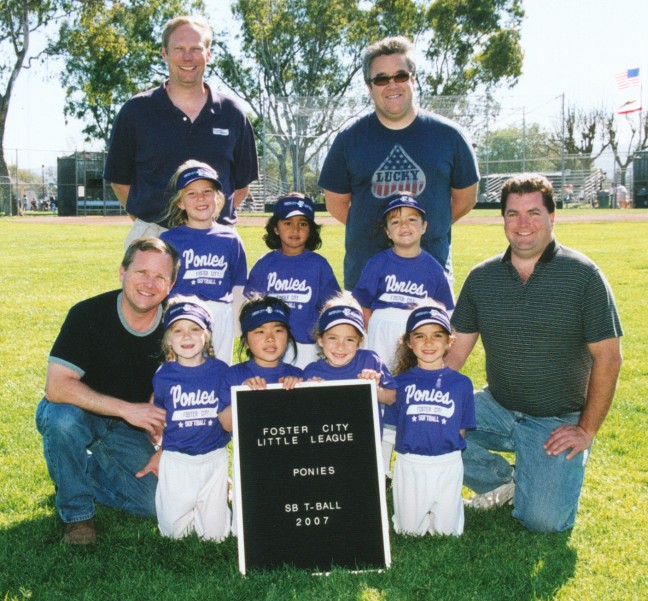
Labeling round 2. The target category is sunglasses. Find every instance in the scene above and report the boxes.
[368,71,412,86]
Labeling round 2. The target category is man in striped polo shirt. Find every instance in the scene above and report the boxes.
[447,174,623,532]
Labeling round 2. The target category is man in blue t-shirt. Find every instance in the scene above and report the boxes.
[104,15,258,247]
[318,36,480,290]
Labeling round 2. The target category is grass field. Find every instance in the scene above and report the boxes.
[0,214,647,600]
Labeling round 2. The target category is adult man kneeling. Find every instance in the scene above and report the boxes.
[36,237,179,544]
[447,174,623,532]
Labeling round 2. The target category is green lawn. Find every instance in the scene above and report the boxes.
[0,215,646,600]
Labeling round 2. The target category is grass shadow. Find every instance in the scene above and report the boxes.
[1,498,577,601]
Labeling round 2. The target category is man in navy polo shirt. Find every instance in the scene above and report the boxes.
[104,15,258,247]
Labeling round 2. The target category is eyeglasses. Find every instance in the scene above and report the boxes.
[367,71,413,87]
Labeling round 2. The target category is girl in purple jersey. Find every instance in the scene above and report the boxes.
[217,295,303,432]
[353,194,455,477]
[384,303,475,536]
[245,193,340,368]
[303,293,396,408]
[153,296,231,541]
[161,160,247,365]
[216,295,303,536]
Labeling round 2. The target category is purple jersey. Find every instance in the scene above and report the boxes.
[384,366,475,456]
[245,250,340,344]
[218,360,304,411]
[160,224,247,302]
[353,248,454,312]
[153,358,230,455]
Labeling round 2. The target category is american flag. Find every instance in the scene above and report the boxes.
[615,68,640,90]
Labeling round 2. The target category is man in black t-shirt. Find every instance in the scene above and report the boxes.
[36,238,179,544]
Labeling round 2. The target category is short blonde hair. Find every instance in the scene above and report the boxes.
[161,15,212,51]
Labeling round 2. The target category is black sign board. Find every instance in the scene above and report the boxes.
[232,380,391,574]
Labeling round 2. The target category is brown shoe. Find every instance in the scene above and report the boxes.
[63,518,96,545]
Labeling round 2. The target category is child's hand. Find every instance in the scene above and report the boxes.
[357,369,381,383]
[307,376,325,382]
[243,376,267,390]
[279,376,303,390]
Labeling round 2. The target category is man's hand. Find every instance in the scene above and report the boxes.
[544,425,592,460]
[136,448,162,479]
[122,403,167,438]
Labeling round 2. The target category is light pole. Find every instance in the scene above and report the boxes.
[41,164,45,206]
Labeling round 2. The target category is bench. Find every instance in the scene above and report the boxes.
[76,199,125,215]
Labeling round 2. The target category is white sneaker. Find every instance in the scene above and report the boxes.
[466,481,515,509]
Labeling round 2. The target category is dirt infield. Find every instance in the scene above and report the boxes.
[9,209,648,227]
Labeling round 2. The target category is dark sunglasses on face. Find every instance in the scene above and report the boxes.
[367,71,412,86]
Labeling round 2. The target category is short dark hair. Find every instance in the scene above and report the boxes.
[362,36,416,83]
[500,174,556,215]
[121,237,180,282]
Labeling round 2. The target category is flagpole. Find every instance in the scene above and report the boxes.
[639,80,643,150]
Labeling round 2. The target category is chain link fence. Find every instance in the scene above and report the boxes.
[2,95,643,216]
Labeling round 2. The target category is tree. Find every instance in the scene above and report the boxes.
[49,0,203,147]
[0,1,71,183]
[49,0,525,193]
[552,105,609,172]
[212,0,524,192]
[366,0,524,96]
[480,124,554,174]
[211,0,372,192]
[604,111,648,185]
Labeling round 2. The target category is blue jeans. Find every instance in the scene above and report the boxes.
[35,398,157,523]
[463,389,590,532]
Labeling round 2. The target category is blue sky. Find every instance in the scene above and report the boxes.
[6,0,647,169]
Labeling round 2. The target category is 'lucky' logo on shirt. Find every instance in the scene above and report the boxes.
[372,145,426,198]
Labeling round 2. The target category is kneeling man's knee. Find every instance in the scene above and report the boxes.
[513,496,578,533]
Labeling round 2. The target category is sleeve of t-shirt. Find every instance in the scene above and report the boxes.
[231,236,248,288]
[217,368,239,411]
[152,367,166,410]
[451,127,480,190]
[317,131,351,194]
[317,256,341,308]
[364,351,396,390]
[352,256,380,308]
[431,266,455,311]
[581,267,623,343]
[48,303,94,376]
[103,102,136,185]
[286,365,305,379]
[459,377,476,430]
[382,401,398,428]
[244,254,268,297]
